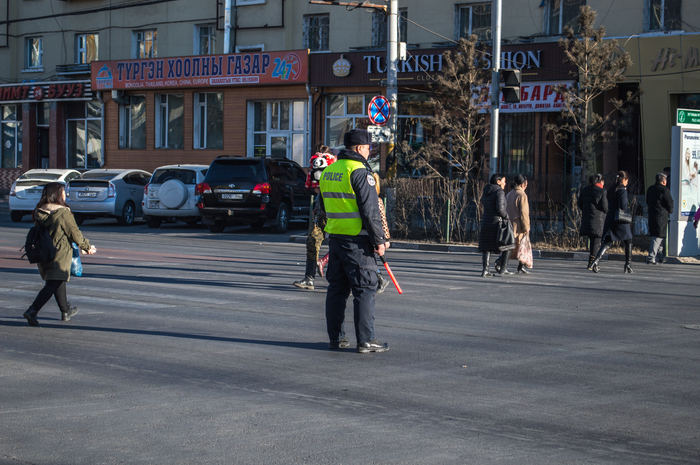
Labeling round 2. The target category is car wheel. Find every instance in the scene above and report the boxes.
[207,221,226,233]
[73,213,85,226]
[272,202,290,234]
[10,211,23,222]
[146,217,163,228]
[117,201,136,226]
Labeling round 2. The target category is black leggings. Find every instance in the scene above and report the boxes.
[32,280,69,313]
[601,239,633,261]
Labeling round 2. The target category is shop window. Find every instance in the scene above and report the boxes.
[397,94,437,177]
[456,3,491,41]
[194,93,223,149]
[25,37,42,70]
[325,94,377,148]
[248,100,307,165]
[545,0,585,36]
[76,34,99,64]
[118,96,146,149]
[303,14,329,52]
[155,94,184,149]
[372,8,408,47]
[133,30,157,59]
[196,25,216,55]
[67,101,102,169]
[646,0,682,32]
[498,113,535,177]
[37,102,50,169]
[1,105,23,169]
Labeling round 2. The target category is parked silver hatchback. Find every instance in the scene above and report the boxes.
[66,169,152,226]
[142,164,209,228]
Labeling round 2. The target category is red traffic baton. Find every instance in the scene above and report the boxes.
[379,255,403,294]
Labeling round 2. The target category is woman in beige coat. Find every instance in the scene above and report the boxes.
[500,174,531,274]
[23,182,96,326]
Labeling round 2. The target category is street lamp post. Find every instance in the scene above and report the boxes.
[489,0,502,176]
[386,0,399,170]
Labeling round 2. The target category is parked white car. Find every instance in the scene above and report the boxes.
[142,164,209,228]
[66,169,152,226]
[9,169,81,222]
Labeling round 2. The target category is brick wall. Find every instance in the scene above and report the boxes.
[0,168,23,192]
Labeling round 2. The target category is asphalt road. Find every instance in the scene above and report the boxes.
[1,214,699,464]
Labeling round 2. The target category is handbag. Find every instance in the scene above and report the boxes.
[496,217,516,251]
[614,208,632,224]
[517,234,533,269]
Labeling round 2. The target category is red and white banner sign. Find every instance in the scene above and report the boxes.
[92,50,308,91]
[478,81,574,113]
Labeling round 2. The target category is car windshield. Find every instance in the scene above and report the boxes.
[152,169,198,185]
[80,171,122,180]
[19,173,62,181]
[210,160,264,181]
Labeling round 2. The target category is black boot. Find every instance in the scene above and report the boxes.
[587,255,595,270]
[481,252,493,277]
[590,244,610,273]
[377,272,389,293]
[624,243,635,274]
[498,251,514,275]
[293,259,316,289]
[23,305,39,327]
[517,261,530,274]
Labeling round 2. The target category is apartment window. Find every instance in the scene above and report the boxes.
[372,9,408,47]
[194,93,223,149]
[67,101,102,169]
[196,25,216,55]
[76,34,99,64]
[1,105,23,169]
[456,3,492,41]
[248,100,307,165]
[155,94,184,149]
[646,0,682,31]
[235,44,264,53]
[134,30,157,59]
[118,96,146,149]
[303,14,329,52]
[26,37,42,69]
[545,0,585,35]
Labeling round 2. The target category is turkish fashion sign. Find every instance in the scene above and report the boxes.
[91,50,309,90]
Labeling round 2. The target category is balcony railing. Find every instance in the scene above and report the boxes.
[56,63,91,75]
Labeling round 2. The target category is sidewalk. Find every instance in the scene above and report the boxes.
[289,234,694,264]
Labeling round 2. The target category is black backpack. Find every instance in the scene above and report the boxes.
[21,217,57,264]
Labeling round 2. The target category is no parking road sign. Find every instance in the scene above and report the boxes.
[368,95,391,126]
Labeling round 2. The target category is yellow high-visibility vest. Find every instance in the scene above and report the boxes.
[320,159,366,236]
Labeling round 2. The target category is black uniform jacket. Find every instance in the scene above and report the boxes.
[579,184,608,238]
[321,149,386,246]
[478,183,508,253]
[646,182,673,237]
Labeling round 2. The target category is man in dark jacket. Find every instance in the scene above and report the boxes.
[579,174,608,269]
[646,172,674,264]
[320,128,388,353]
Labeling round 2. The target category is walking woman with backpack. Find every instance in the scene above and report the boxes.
[23,182,96,326]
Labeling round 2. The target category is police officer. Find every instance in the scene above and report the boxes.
[319,129,388,353]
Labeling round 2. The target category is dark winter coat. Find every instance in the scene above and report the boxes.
[603,187,633,242]
[646,182,673,238]
[579,184,608,238]
[478,184,508,253]
[34,205,91,282]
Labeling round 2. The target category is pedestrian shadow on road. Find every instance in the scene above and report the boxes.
[0,317,331,351]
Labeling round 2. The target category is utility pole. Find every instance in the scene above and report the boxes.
[489,0,502,176]
[386,0,399,169]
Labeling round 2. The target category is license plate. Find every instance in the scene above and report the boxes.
[149,200,159,208]
[77,192,97,198]
[221,194,242,200]
[27,189,42,194]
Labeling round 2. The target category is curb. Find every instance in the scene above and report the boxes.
[288,234,684,264]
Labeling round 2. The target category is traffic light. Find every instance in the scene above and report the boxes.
[501,69,521,104]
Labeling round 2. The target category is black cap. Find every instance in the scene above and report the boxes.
[344,129,371,147]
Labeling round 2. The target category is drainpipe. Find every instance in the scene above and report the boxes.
[307,83,313,165]
[97,91,105,167]
[224,0,234,53]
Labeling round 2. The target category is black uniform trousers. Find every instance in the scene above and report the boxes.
[325,237,378,345]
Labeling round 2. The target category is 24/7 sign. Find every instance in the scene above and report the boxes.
[368,95,390,126]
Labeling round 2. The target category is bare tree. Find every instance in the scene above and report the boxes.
[544,5,639,182]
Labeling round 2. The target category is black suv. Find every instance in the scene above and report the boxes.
[196,156,311,233]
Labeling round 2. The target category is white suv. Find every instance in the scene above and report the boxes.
[143,164,209,228]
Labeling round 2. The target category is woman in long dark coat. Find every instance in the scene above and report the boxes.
[479,173,509,277]
[590,171,634,274]
[579,173,608,269]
